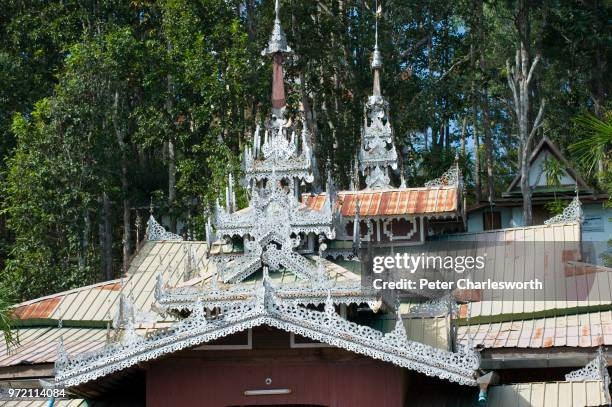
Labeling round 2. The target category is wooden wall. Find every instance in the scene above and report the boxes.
[146,327,406,407]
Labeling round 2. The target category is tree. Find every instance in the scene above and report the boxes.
[570,112,612,179]
[505,0,545,226]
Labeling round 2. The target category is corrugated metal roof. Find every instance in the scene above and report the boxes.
[435,222,612,318]
[12,298,61,320]
[11,241,210,323]
[487,381,607,407]
[457,311,612,349]
[302,186,459,217]
[0,328,106,367]
[10,241,362,327]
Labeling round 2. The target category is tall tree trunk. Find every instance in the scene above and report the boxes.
[166,41,177,233]
[80,210,90,272]
[591,0,605,174]
[507,46,545,227]
[476,0,495,201]
[113,91,131,273]
[460,115,467,156]
[481,85,494,201]
[470,43,482,203]
[100,192,113,281]
[245,0,255,40]
[167,137,176,230]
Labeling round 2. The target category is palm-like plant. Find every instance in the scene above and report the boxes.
[570,111,611,267]
[569,111,612,175]
[0,289,18,350]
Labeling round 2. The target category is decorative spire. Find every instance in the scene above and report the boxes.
[261,0,292,57]
[371,0,383,96]
[357,0,399,190]
[262,0,293,117]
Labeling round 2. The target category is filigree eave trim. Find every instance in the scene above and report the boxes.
[147,216,183,241]
[424,165,459,188]
[55,311,477,388]
[157,286,378,310]
[544,196,583,225]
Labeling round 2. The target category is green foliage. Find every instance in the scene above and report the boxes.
[542,157,564,188]
[0,286,17,350]
[570,111,612,184]
[0,0,609,300]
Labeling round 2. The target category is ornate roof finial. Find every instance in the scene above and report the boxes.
[263,0,292,119]
[262,0,293,57]
[371,1,383,96]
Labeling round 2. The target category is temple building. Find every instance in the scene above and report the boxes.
[0,2,611,406]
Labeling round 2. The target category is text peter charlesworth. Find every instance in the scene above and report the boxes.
[370,253,543,291]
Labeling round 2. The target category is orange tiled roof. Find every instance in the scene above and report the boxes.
[303,186,459,217]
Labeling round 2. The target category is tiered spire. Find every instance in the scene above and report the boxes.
[241,0,313,190]
[262,0,293,119]
[357,2,399,190]
[214,0,333,284]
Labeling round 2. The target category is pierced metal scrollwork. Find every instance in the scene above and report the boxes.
[424,164,459,188]
[566,347,608,382]
[565,347,611,404]
[544,196,583,225]
[359,97,398,190]
[55,278,479,388]
[147,215,183,241]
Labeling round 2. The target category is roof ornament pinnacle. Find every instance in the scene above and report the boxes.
[55,337,69,374]
[424,164,460,188]
[357,0,400,190]
[371,0,383,70]
[262,0,293,57]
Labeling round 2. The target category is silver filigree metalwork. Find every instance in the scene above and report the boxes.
[243,126,313,185]
[112,295,155,345]
[55,279,479,388]
[424,164,459,187]
[357,15,399,190]
[54,338,69,375]
[565,347,610,404]
[154,270,377,311]
[359,98,398,189]
[261,0,292,56]
[364,165,391,190]
[544,196,583,225]
[566,348,608,381]
[147,215,183,241]
[407,294,458,318]
[214,171,334,283]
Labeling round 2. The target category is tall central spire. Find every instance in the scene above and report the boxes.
[371,0,383,97]
[262,0,293,118]
[356,0,399,190]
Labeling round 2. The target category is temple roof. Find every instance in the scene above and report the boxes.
[303,186,459,217]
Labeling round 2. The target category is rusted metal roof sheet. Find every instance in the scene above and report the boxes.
[302,186,459,217]
[0,328,106,367]
[457,311,612,349]
[11,241,210,323]
[487,381,607,407]
[12,297,61,320]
